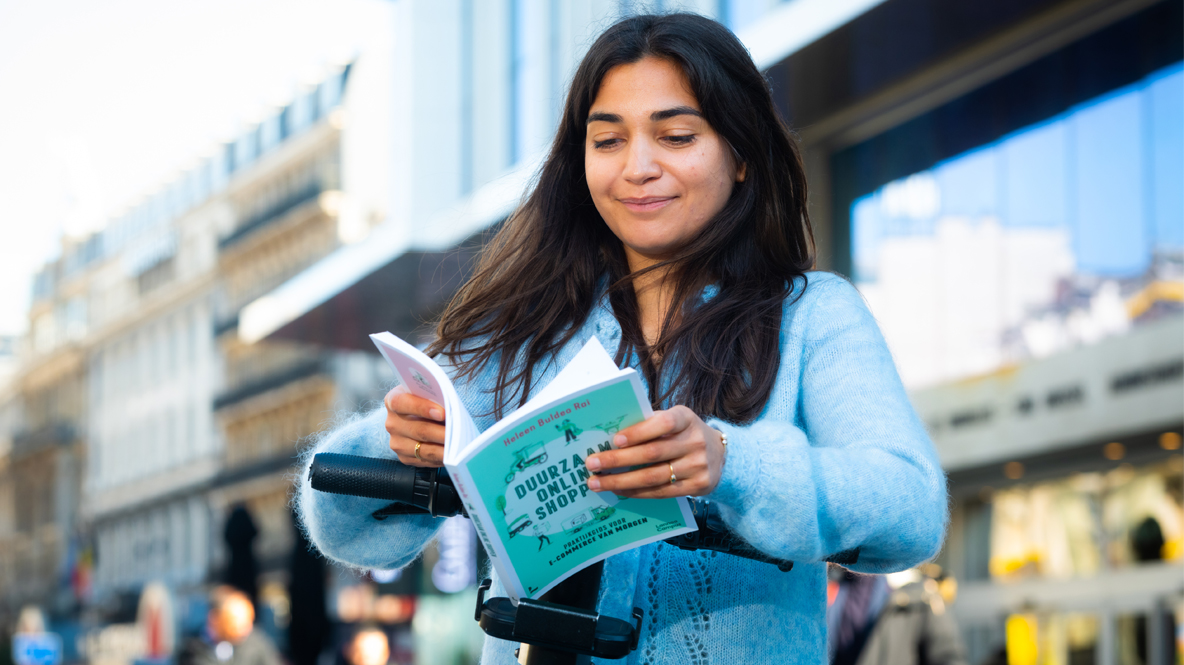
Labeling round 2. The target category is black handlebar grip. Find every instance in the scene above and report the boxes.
[309,452,422,503]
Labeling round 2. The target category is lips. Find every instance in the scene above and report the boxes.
[619,196,676,212]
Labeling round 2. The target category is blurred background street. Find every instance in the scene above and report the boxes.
[0,0,1180,663]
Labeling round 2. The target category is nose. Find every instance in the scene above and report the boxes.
[623,138,661,185]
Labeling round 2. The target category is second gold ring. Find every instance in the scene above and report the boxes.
[414,441,423,461]
[668,461,677,485]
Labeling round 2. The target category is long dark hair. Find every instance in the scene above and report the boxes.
[427,13,813,423]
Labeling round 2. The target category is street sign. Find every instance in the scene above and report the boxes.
[12,632,63,665]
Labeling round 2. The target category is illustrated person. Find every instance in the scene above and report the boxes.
[297,13,947,664]
[556,418,582,442]
[532,522,552,551]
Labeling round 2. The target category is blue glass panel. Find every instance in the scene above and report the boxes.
[933,146,997,219]
[1072,89,1147,276]
[1148,66,1183,251]
[727,0,769,31]
[1000,119,1067,228]
[851,194,883,282]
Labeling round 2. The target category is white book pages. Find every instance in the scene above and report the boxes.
[368,332,479,461]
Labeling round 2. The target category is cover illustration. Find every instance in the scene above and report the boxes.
[460,378,694,598]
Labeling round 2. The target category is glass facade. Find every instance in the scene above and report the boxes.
[852,63,1184,388]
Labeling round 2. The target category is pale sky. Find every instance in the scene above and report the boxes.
[0,0,392,336]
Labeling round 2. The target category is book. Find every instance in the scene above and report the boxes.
[370,332,697,601]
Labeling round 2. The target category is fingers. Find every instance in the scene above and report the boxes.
[584,436,682,473]
[612,406,694,449]
[587,449,711,497]
[385,388,445,422]
[384,388,446,467]
[586,407,699,474]
[583,406,722,498]
[386,411,447,445]
[388,427,445,467]
[392,440,445,467]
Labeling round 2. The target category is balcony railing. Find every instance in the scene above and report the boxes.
[212,358,325,411]
[12,421,77,459]
[218,182,323,251]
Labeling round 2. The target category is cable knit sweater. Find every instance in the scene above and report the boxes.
[296,271,948,665]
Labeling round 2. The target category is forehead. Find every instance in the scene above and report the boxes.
[591,57,699,115]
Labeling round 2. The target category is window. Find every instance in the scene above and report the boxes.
[136,258,175,296]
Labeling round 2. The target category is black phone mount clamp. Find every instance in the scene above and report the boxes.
[476,580,643,660]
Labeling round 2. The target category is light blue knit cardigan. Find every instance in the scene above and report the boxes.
[296,271,948,665]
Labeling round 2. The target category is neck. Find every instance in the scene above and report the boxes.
[626,254,674,349]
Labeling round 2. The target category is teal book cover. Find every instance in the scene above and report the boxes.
[453,372,695,600]
[369,331,696,601]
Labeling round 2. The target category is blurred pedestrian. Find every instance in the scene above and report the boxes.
[178,586,281,665]
[827,566,968,665]
[343,625,390,665]
[288,509,330,665]
[224,505,260,609]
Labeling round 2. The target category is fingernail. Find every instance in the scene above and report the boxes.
[614,434,626,447]
[429,408,444,421]
[585,456,601,472]
[587,477,601,490]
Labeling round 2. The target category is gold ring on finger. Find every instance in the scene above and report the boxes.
[668,461,677,485]
[414,441,423,461]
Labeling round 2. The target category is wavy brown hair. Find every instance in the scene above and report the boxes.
[427,13,813,423]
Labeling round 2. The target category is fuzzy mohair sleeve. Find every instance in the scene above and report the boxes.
[295,407,445,570]
[706,273,948,573]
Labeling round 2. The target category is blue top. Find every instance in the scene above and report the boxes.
[296,271,948,665]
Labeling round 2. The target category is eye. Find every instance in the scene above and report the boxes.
[592,138,622,150]
[662,134,695,146]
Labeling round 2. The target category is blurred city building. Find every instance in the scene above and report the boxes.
[814,0,1184,663]
[208,57,393,637]
[0,241,89,622]
[1,0,1180,664]
[0,52,395,659]
[78,57,392,619]
[238,1,1181,664]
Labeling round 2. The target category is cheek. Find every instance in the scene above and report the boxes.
[583,157,609,197]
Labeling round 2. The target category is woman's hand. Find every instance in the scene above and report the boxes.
[583,405,725,498]
[384,386,446,467]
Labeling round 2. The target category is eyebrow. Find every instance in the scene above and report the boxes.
[586,106,703,124]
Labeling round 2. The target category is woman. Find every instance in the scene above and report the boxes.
[298,13,947,664]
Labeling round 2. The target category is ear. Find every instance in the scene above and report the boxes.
[735,161,747,183]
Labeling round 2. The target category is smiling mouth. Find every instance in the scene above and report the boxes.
[619,196,676,212]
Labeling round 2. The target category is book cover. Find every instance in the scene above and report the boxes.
[370,332,695,600]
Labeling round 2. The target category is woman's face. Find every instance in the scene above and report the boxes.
[585,56,744,271]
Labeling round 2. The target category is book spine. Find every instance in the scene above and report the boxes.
[447,463,525,600]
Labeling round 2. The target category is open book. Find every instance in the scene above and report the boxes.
[370,332,697,601]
